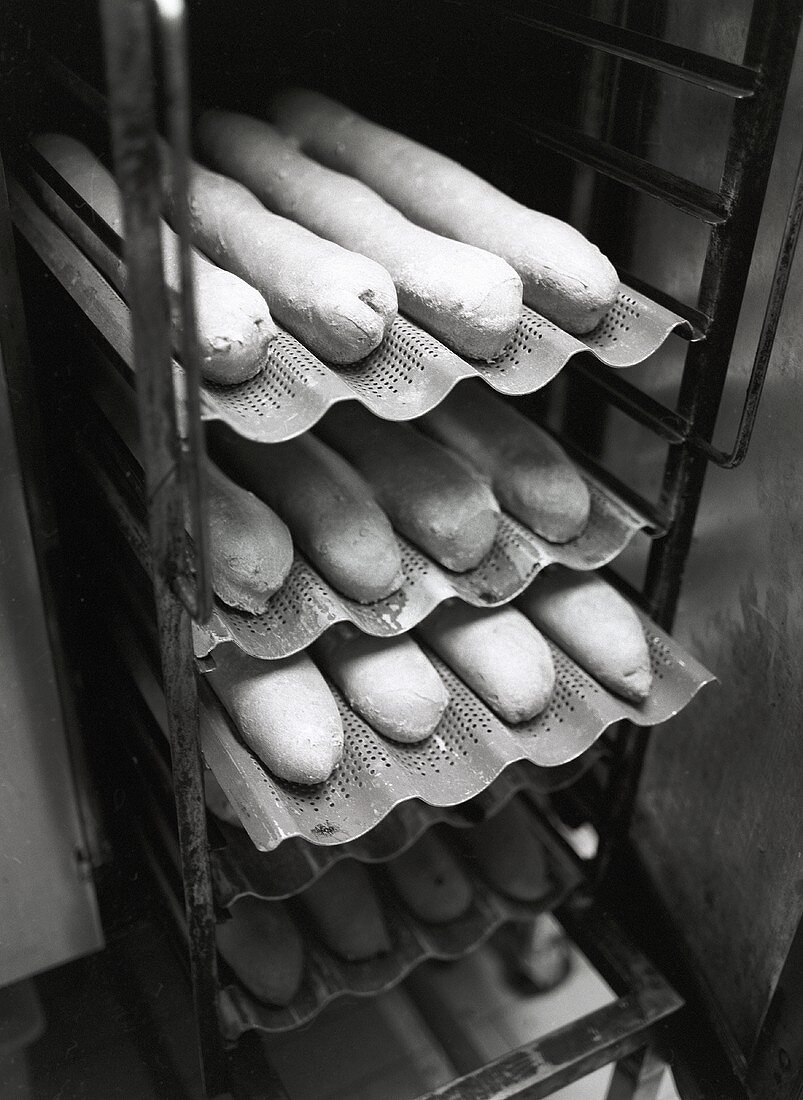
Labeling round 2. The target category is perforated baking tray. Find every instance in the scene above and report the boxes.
[203,289,693,442]
[216,814,584,1038]
[13,182,693,446]
[192,471,646,661]
[72,393,647,661]
[109,523,712,856]
[211,765,590,903]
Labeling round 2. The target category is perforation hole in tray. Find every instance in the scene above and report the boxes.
[582,292,644,350]
[647,630,674,682]
[487,311,553,372]
[334,319,442,399]
[205,333,326,418]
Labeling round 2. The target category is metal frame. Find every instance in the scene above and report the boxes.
[3,0,803,1096]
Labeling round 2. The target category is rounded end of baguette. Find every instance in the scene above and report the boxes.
[357,676,449,743]
[521,223,620,336]
[618,664,653,703]
[317,632,449,743]
[318,277,398,364]
[318,526,403,604]
[431,504,500,572]
[195,270,278,385]
[206,463,295,613]
[216,897,304,1006]
[506,460,591,544]
[445,262,523,361]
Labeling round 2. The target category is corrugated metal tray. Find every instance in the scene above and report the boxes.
[192,470,645,661]
[12,180,693,445]
[210,766,587,903]
[113,600,712,855]
[216,814,584,1038]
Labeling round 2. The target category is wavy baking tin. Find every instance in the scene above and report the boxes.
[216,813,584,1038]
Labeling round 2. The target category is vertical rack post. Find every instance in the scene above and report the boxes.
[98,0,228,1094]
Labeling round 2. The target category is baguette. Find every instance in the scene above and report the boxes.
[312,625,449,743]
[421,382,590,543]
[32,133,275,384]
[316,404,500,570]
[386,830,473,923]
[518,567,652,701]
[298,860,391,961]
[197,110,523,360]
[205,458,293,613]
[271,89,619,334]
[417,603,555,723]
[207,646,344,785]
[216,896,304,1005]
[211,428,402,603]
[460,796,551,901]
[160,151,397,364]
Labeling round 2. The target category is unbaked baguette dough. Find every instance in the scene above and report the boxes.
[421,382,590,543]
[386,830,473,923]
[316,404,500,571]
[160,150,397,364]
[196,110,523,361]
[518,567,652,701]
[312,625,449,743]
[207,646,344,785]
[32,132,275,384]
[460,796,551,901]
[270,89,619,334]
[211,428,402,603]
[205,458,293,613]
[298,860,391,961]
[418,602,555,723]
[216,896,304,1005]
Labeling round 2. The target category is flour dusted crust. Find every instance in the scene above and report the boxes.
[205,459,293,613]
[216,896,304,1005]
[317,404,501,571]
[208,646,344,785]
[197,110,523,360]
[422,382,590,544]
[33,133,276,384]
[161,151,397,364]
[418,602,555,723]
[270,89,619,334]
[212,429,403,604]
[313,627,449,743]
[519,567,652,701]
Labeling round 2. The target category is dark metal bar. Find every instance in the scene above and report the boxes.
[415,998,669,1100]
[566,358,689,445]
[98,3,227,1098]
[442,0,758,98]
[692,138,803,468]
[153,0,212,624]
[495,113,730,223]
[645,0,803,626]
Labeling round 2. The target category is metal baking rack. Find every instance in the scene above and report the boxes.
[6,0,803,1093]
